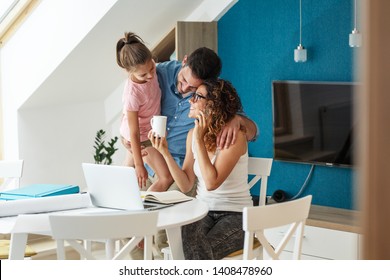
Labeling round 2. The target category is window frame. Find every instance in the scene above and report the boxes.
[0,0,38,46]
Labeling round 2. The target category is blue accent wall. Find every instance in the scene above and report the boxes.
[218,0,359,209]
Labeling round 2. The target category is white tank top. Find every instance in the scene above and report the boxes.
[193,137,253,212]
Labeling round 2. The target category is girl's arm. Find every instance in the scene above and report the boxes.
[149,130,196,193]
[127,111,148,188]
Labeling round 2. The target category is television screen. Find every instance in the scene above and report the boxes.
[272,80,356,167]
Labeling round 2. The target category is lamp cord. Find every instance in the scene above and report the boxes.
[354,0,357,29]
[290,164,315,200]
[299,0,302,45]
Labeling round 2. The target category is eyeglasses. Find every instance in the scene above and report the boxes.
[191,92,207,103]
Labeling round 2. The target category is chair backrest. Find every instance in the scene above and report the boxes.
[242,195,312,260]
[49,211,158,260]
[248,157,273,206]
[0,160,24,191]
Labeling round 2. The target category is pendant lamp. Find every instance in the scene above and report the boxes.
[349,0,362,47]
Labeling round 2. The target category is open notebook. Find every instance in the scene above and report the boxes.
[141,190,193,205]
[82,163,172,211]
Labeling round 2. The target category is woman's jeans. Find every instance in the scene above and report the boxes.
[182,211,244,260]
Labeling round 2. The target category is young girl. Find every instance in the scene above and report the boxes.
[116,32,173,191]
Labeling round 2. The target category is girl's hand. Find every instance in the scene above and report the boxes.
[135,165,148,189]
[148,130,169,157]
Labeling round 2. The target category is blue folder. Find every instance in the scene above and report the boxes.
[0,184,79,201]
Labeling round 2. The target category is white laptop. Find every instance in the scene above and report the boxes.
[82,163,172,211]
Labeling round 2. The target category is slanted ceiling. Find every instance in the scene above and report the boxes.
[20,0,203,109]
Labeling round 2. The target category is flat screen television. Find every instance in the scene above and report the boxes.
[272,80,356,167]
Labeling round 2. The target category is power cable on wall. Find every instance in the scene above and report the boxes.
[272,164,315,202]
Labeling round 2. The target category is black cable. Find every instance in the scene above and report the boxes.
[271,164,315,203]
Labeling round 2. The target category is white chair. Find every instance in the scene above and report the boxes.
[247,157,273,206]
[223,157,273,259]
[163,157,273,260]
[0,160,24,191]
[49,211,158,260]
[242,195,312,260]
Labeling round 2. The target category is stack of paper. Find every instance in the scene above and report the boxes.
[0,193,92,217]
[0,184,80,201]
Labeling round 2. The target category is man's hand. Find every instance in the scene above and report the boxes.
[217,115,242,149]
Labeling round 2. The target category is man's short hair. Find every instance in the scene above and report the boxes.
[186,47,222,80]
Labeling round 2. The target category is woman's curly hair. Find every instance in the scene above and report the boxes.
[202,79,244,152]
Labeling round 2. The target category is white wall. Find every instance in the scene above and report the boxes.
[18,101,104,189]
[0,0,118,159]
[186,0,238,21]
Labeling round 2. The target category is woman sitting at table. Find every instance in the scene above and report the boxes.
[149,78,252,259]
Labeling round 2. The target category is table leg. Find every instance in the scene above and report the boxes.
[105,239,115,259]
[9,233,28,260]
[165,227,185,260]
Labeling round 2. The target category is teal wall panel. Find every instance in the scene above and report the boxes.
[218,0,359,209]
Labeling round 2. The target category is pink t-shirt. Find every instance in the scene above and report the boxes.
[120,72,161,142]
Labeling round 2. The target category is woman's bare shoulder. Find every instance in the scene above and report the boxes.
[220,131,247,155]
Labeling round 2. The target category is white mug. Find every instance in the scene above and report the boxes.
[150,115,167,137]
